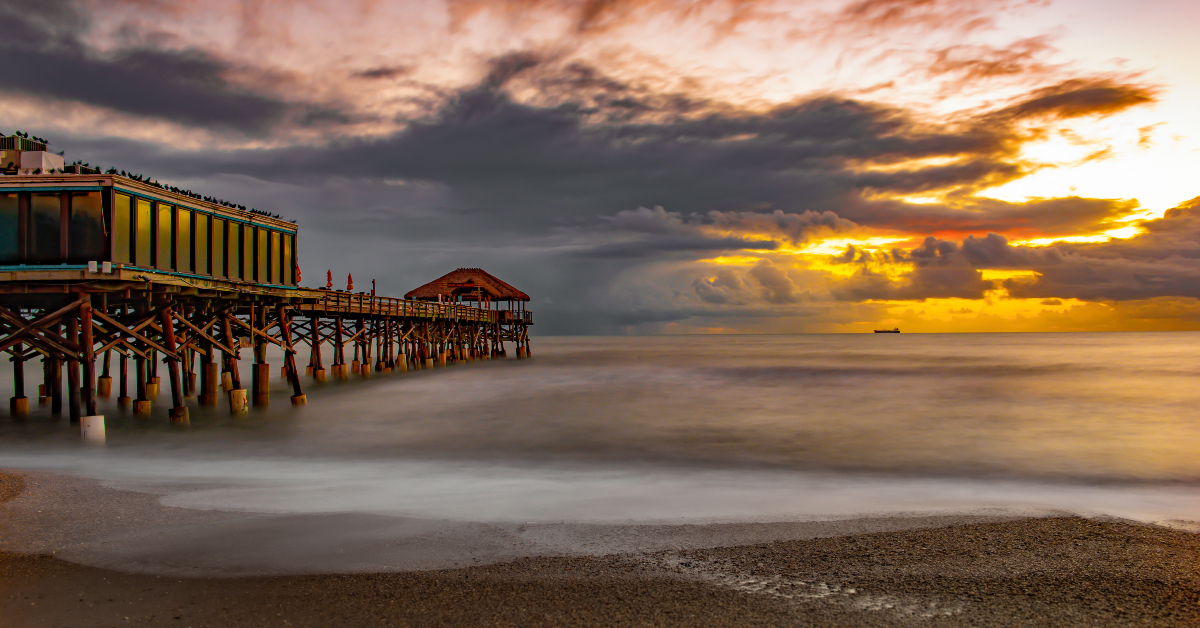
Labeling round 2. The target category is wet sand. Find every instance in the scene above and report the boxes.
[2,469,1198,627]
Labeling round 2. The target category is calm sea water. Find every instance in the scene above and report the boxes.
[2,333,1199,525]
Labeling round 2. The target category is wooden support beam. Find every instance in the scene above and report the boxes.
[159,307,188,425]
[132,304,152,415]
[277,305,305,404]
[98,349,112,398]
[220,316,241,389]
[351,317,361,373]
[91,309,176,358]
[171,310,238,355]
[118,349,130,407]
[81,294,97,417]
[10,341,28,415]
[199,304,218,406]
[309,314,325,381]
[49,323,63,414]
[226,315,286,349]
[0,301,85,359]
[67,313,81,423]
[334,315,345,367]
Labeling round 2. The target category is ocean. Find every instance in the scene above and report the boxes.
[2,333,1200,572]
[2,332,1199,522]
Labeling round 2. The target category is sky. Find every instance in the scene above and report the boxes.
[4,0,1200,334]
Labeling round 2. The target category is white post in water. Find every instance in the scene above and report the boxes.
[80,415,105,445]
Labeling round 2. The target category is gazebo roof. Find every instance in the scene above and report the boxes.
[404,268,530,302]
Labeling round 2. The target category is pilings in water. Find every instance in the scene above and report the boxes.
[1,279,533,432]
[9,341,27,416]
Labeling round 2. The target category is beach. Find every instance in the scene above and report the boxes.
[3,468,1198,627]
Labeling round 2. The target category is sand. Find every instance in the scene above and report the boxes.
[2,469,1198,627]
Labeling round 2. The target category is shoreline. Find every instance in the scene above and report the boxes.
[3,469,1199,626]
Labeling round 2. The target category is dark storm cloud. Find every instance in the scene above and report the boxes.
[1062,198,1200,262]
[833,243,996,302]
[575,235,777,259]
[707,209,860,245]
[0,0,347,134]
[831,199,1200,303]
[1002,198,1200,301]
[446,0,768,35]
[601,206,857,246]
[748,260,801,304]
[846,196,1138,238]
[693,268,748,305]
[166,75,1024,236]
[65,48,1153,250]
[992,78,1157,122]
[352,66,415,80]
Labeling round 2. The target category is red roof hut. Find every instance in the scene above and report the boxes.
[405,268,530,304]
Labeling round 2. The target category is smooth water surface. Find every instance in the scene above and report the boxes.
[2,333,1199,526]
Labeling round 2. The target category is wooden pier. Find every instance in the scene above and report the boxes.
[0,169,532,430]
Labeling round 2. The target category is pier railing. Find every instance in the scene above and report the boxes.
[294,289,531,324]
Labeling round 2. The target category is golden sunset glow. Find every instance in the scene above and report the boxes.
[1012,226,1145,247]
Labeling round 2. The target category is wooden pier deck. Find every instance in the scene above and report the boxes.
[0,169,533,432]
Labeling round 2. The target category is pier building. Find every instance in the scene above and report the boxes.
[0,138,532,435]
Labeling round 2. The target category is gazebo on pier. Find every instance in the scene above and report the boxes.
[405,268,533,358]
[405,268,530,309]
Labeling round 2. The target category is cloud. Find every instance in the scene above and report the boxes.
[833,252,996,302]
[352,66,414,80]
[706,209,861,245]
[0,0,346,135]
[994,78,1157,122]
[748,259,800,304]
[133,70,1108,235]
[928,37,1057,84]
[693,268,749,305]
[575,235,778,259]
[445,0,770,35]
[827,198,1200,304]
[845,196,1138,238]
[4,0,1183,334]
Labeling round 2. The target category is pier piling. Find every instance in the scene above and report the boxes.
[97,350,111,398]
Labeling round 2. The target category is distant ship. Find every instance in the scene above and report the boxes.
[873,328,900,333]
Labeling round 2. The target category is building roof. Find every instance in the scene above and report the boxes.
[405,268,530,301]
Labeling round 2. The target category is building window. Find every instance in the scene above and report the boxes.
[112,193,132,264]
[229,222,242,280]
[135,198,152,267]
[256,227,267,283]
[195,213,209,275]
[0,193,17,263]
[69,192,105,262]
[28,193,62,263]
[177,208,192,273]
[213,218,226,277]
[282,233,294,286]
[156,203,173,270]
[243,225,254,281]
[269,230,280,284]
